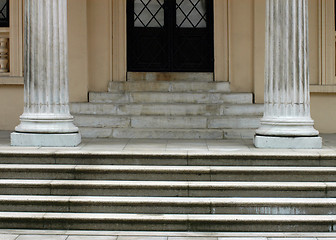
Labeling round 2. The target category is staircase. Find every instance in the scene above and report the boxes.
[70,80,263,139]
[0,152,335,232]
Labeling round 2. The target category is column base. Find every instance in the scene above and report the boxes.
[254,135,322,149]
[11,132,81,147]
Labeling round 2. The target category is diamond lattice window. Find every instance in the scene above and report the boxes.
[176,0,207,28]
[134,0,164,28]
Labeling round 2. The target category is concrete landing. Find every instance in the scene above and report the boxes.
[0,131,336,156]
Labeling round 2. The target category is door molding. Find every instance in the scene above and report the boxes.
[110,0,127,82]
[214,0,229,82]
[110,0,228,81]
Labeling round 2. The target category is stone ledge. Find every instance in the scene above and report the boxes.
[10,132,81,147]
[0,77,24,85]
[254,135,323,149]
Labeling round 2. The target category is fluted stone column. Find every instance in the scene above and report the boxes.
[254,0,322,149]
[11,0,81,147]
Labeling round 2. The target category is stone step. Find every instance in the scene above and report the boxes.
[73,115,261,129]
[108,81,231,93]
[71,103,220,116]
[70,103,263,116]
[78,127,257,139]
[79,127,224,139]
[1,195,336,215]
[89,92,253,104]
[1,165,336,182]
[222,104,264,115]
[127,72,215,82]
[0,212,335,231]
[0,180,334,197]
[0,152,332,167]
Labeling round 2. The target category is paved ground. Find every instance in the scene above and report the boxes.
[1,131,336,239]
[1,131,336,156]
[0,230,336,240]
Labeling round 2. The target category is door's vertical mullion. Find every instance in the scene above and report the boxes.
[126,0,133,72]
[167,0,175,71]
[208,0,214,71]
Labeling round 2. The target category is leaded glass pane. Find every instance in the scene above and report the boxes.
[0,0,9,27]
[176,0,206,28]
[134,0,164,28]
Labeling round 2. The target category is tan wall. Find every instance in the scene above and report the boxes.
[229,0,254,92]
[68,0,89,102]
[0,86,23,131]
[87,0,112,91]
[311,94,336,133]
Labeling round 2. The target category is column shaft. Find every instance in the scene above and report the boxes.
[254,0,321,149]
[11,0,81,147]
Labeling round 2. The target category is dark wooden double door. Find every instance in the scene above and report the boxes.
[127,0,214,72]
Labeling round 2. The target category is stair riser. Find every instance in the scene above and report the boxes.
[0,219,334,232]
[71,104,222,116]
[222,105,264,116]
[0,186,333,198]
[74,116,261,129]
[78,127,259,139]
[74,116,130,128]
[108,81,231,93]
[71,104,264,116]
[89,93,252,104]
[1,171,336,182]
[1,203,335,215]
[130,117,208,129]
[110,128,224,139]
[0,156,334,167]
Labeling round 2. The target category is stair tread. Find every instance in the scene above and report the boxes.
[0,179,333,188]
[90,91,249,94]
[1,164,336,172]
[2,212,336,221]
[73,114,262,118]
[1,195,336,205]
[72,103,261,106]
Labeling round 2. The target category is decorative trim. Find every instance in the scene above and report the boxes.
[214,0,229,82]
[111,0,127,82]
[0,76,23,85]
[9,0,23,77]
[0,37,9,72]
[310,85,336,93]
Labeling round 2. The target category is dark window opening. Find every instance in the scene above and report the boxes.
[0,0,9,28]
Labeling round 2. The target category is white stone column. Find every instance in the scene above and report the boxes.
[11,0,81,147]
[254,0,322,149]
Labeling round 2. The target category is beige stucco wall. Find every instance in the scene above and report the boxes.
[311,94,336,133]
[0,86,23,130]
[68,0,89,102]
[229,0,254,93]
[87,0,112,91]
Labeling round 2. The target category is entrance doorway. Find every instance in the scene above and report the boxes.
[127,0,214,72]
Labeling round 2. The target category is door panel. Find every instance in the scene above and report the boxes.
[127,0,214,72]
